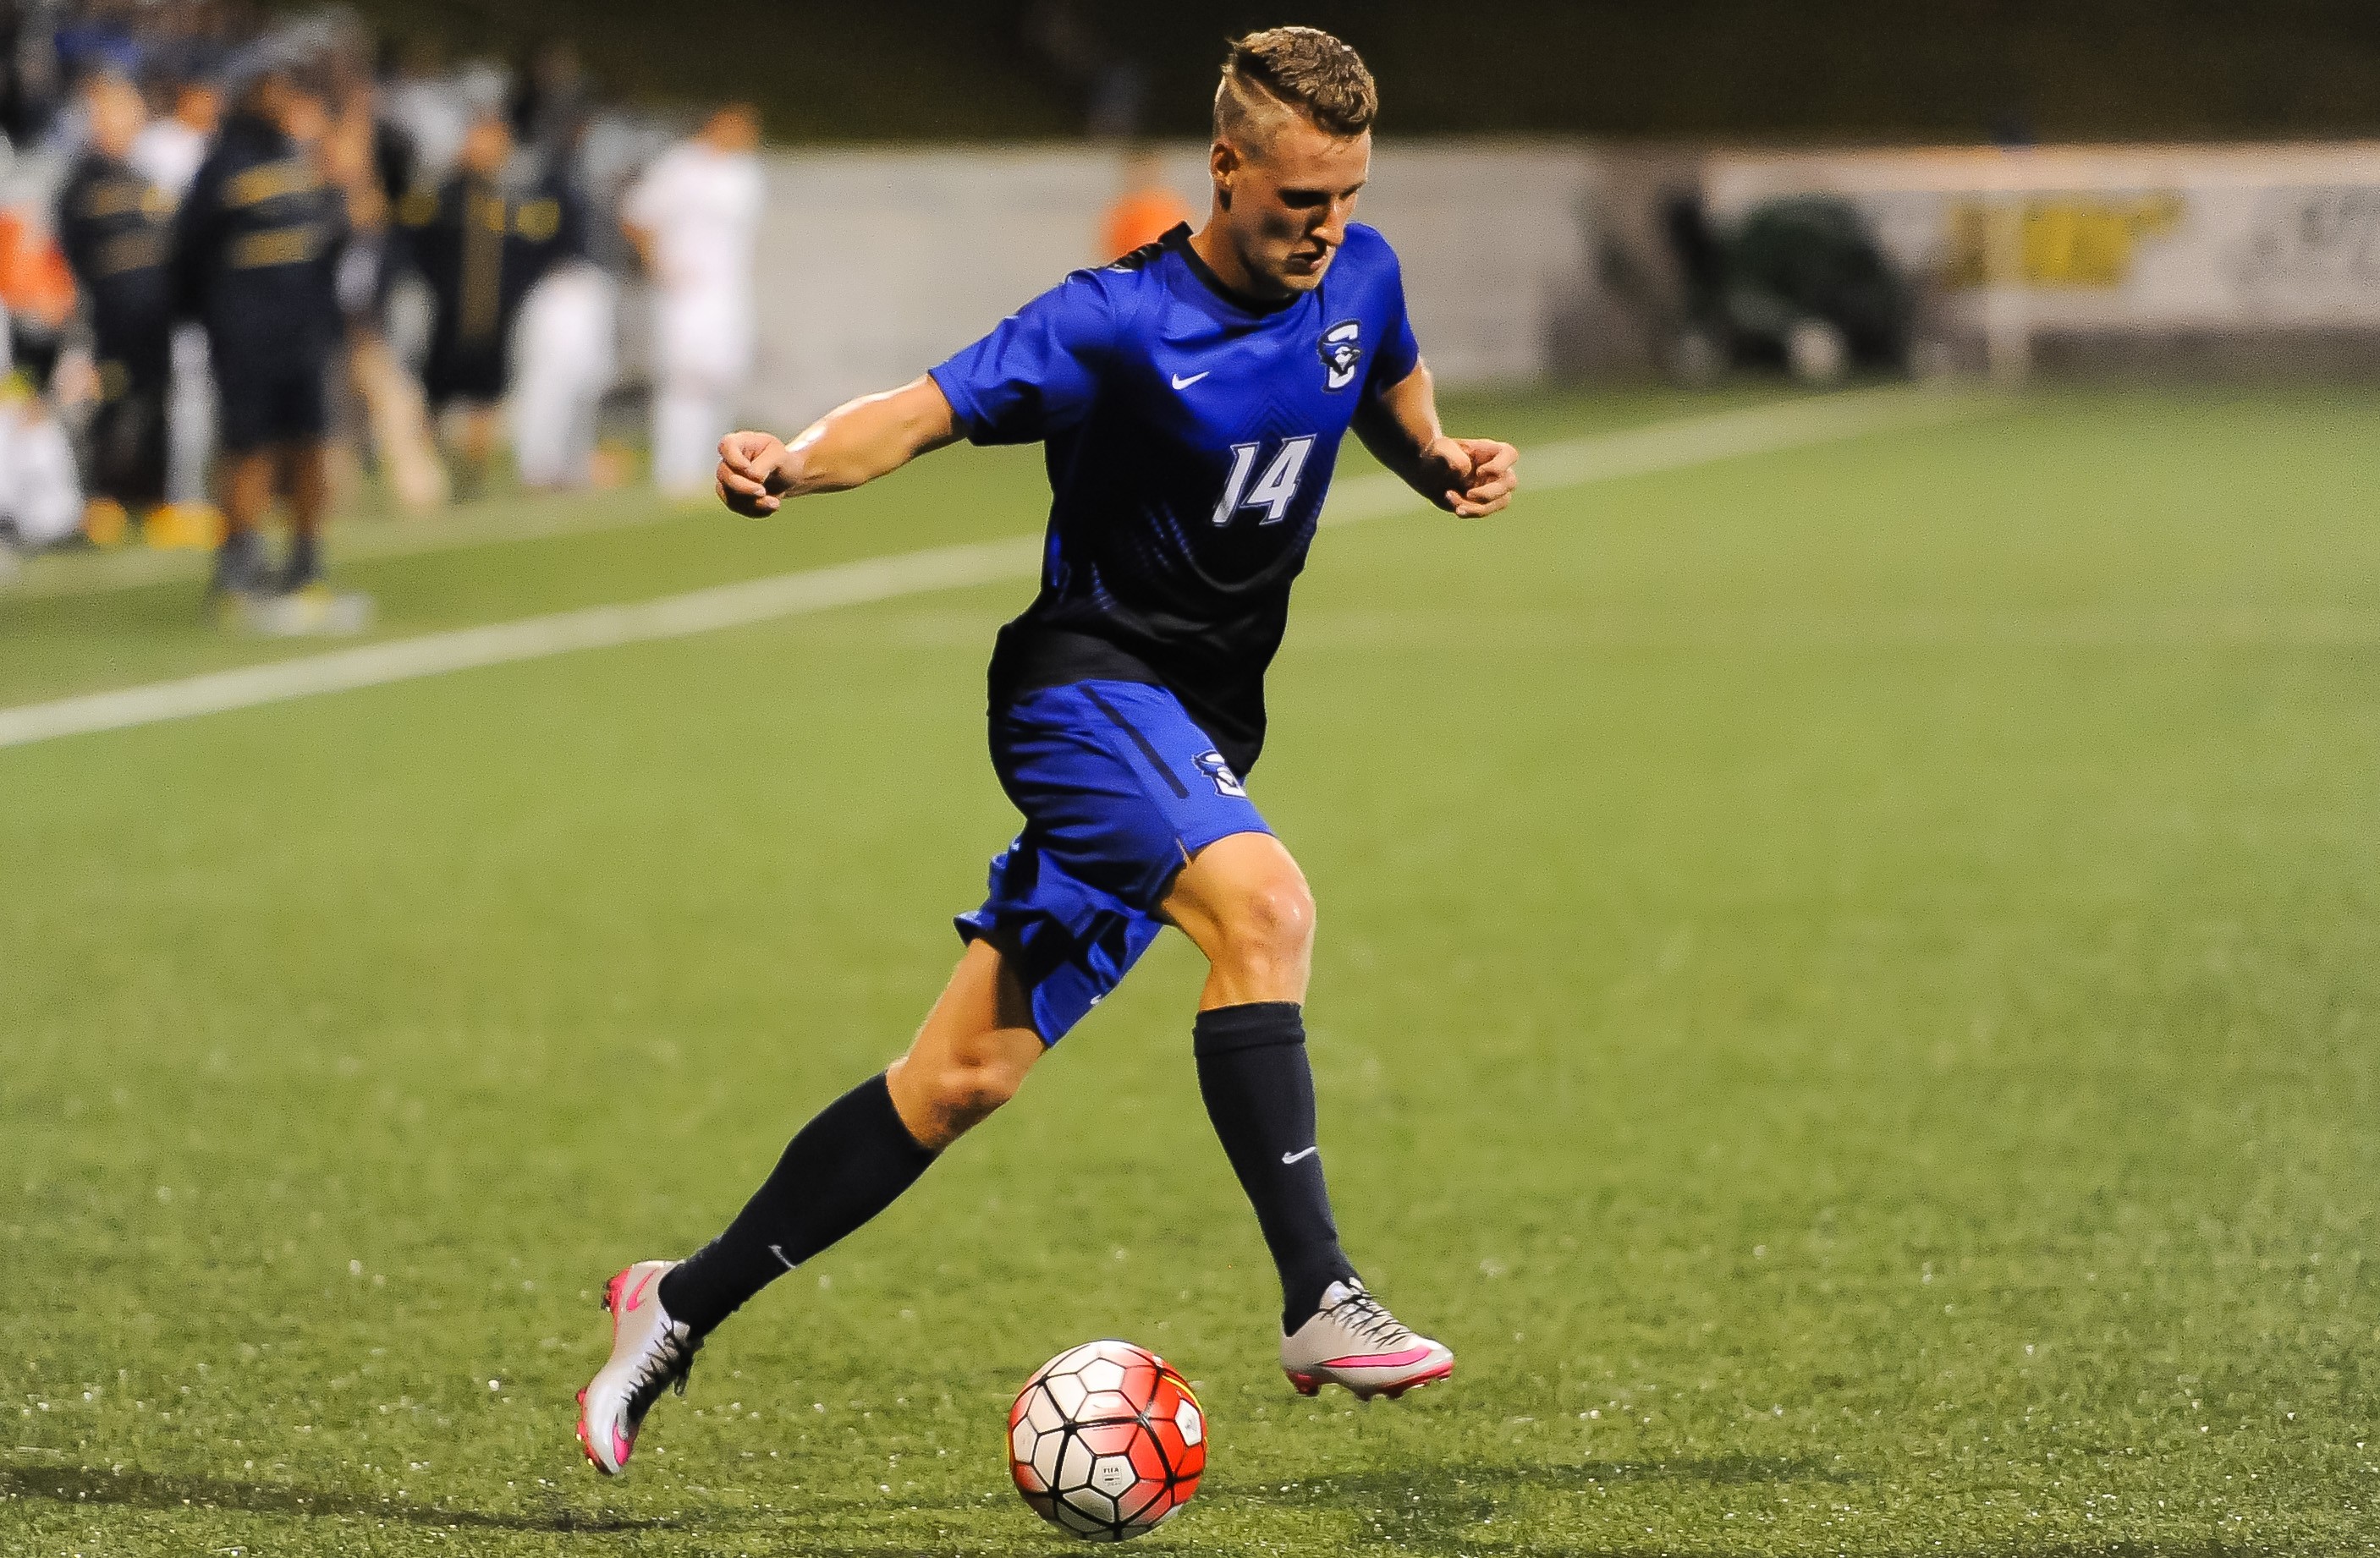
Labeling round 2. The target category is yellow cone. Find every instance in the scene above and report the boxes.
[143,503,228,550]
[82,498,129,547]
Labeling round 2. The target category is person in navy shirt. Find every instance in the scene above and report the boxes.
[578,26,1519,1476]
[173,49,347,600]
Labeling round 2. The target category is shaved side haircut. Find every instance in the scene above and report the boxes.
[1213,25,1377,152]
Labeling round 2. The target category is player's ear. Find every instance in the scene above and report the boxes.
[1210,140,1237,211]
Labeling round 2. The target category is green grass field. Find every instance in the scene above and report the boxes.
[4,386,2377,1555]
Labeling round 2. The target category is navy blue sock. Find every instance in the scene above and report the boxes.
[1193,1001,1359,1331]
[657,1072,937,1338]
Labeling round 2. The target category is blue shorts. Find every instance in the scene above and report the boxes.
[956,680,1268,1042]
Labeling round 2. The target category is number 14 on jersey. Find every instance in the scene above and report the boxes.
[1210,436,1316,527]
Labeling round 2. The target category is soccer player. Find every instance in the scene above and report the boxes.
[130,75,223,515]
[578,26,1519,1475]
[398,108,578,498]
[173,50,348,601]
[57,69,174,533]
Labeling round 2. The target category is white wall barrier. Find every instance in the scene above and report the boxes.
[1701,143,2380,375]
[741,142,1603,429]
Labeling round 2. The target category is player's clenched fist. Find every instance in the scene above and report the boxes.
[716,431,793,516]
[1421,436,1520,518]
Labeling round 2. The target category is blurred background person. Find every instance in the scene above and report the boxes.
[620,101,760,498]
[508,252,613,491]
[322,41,446,513]
[130,74,220,200]
[57,67,173,542]
[131,73,224,522]
[0,356,85,557]
[509,115,615,491]
[400,105,578,499]
[0,174,83,555]
[377,36,470,188]
[132,72,225,519]
[0,181,80,387]
[1097,145,1190,261]
[1,0,69,148]
[174,47,347,606]
[507,36,586,167]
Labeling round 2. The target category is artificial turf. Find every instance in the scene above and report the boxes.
[3,386,2376,1555]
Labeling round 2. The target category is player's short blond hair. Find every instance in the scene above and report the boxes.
[1212,26,1377,151]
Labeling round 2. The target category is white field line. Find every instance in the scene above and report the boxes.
[0,385,1982,752]
[0,539,1041,749]
[8,490,706,601]
[1327,381,1978,524]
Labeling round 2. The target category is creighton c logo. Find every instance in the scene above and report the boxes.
[1194,750,1247,798]
[1318,319,1362,391]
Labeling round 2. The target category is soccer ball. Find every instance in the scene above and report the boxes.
[1008,1339,1206,1541]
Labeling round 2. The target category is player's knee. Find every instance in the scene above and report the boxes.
[925,1050,1027,1133]
[1214,873,1316,970]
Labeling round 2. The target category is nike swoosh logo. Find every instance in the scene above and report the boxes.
[623,1267,658,1313]
[1317,1346,1436,1369]
[1171,371,1210,390]
[1281,1146,1319,1165]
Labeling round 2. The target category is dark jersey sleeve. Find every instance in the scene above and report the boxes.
[928,271,1116,445]
[52,173,99,350]
[168,156,224,321]
[385,182,440,286]
[52,167,91,284]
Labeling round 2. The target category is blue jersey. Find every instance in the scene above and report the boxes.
[930,222,1421,771]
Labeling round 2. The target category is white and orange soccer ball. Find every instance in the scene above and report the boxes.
[1008,1339,1206,1541]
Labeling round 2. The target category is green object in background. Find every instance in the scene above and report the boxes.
[1724,197,1912,372]
[2,387,2376,1554]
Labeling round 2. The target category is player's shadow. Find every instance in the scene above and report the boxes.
[1257,1456,1850,1548]
[1278,1451,1855,1500]
[0,1460,678,1534]
[1248,1462,2276,1558]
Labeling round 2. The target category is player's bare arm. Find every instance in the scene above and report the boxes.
[1354,358,1520,518]
[714,375,960,515]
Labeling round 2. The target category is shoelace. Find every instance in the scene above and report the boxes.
[1331,1289,1415,1351]
[625,1327,700,1417]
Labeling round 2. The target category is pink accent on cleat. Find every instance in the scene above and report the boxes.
[1318,1345,1434,1370]
[575,1260,696,1476]
[1372,1358,1454,1402]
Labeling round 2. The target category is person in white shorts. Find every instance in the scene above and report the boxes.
[620,103,762,498]
[509,257,618,490]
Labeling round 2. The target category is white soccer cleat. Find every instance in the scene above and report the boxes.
[1280,1279,1454,1402]
[575,1260,699,1475]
